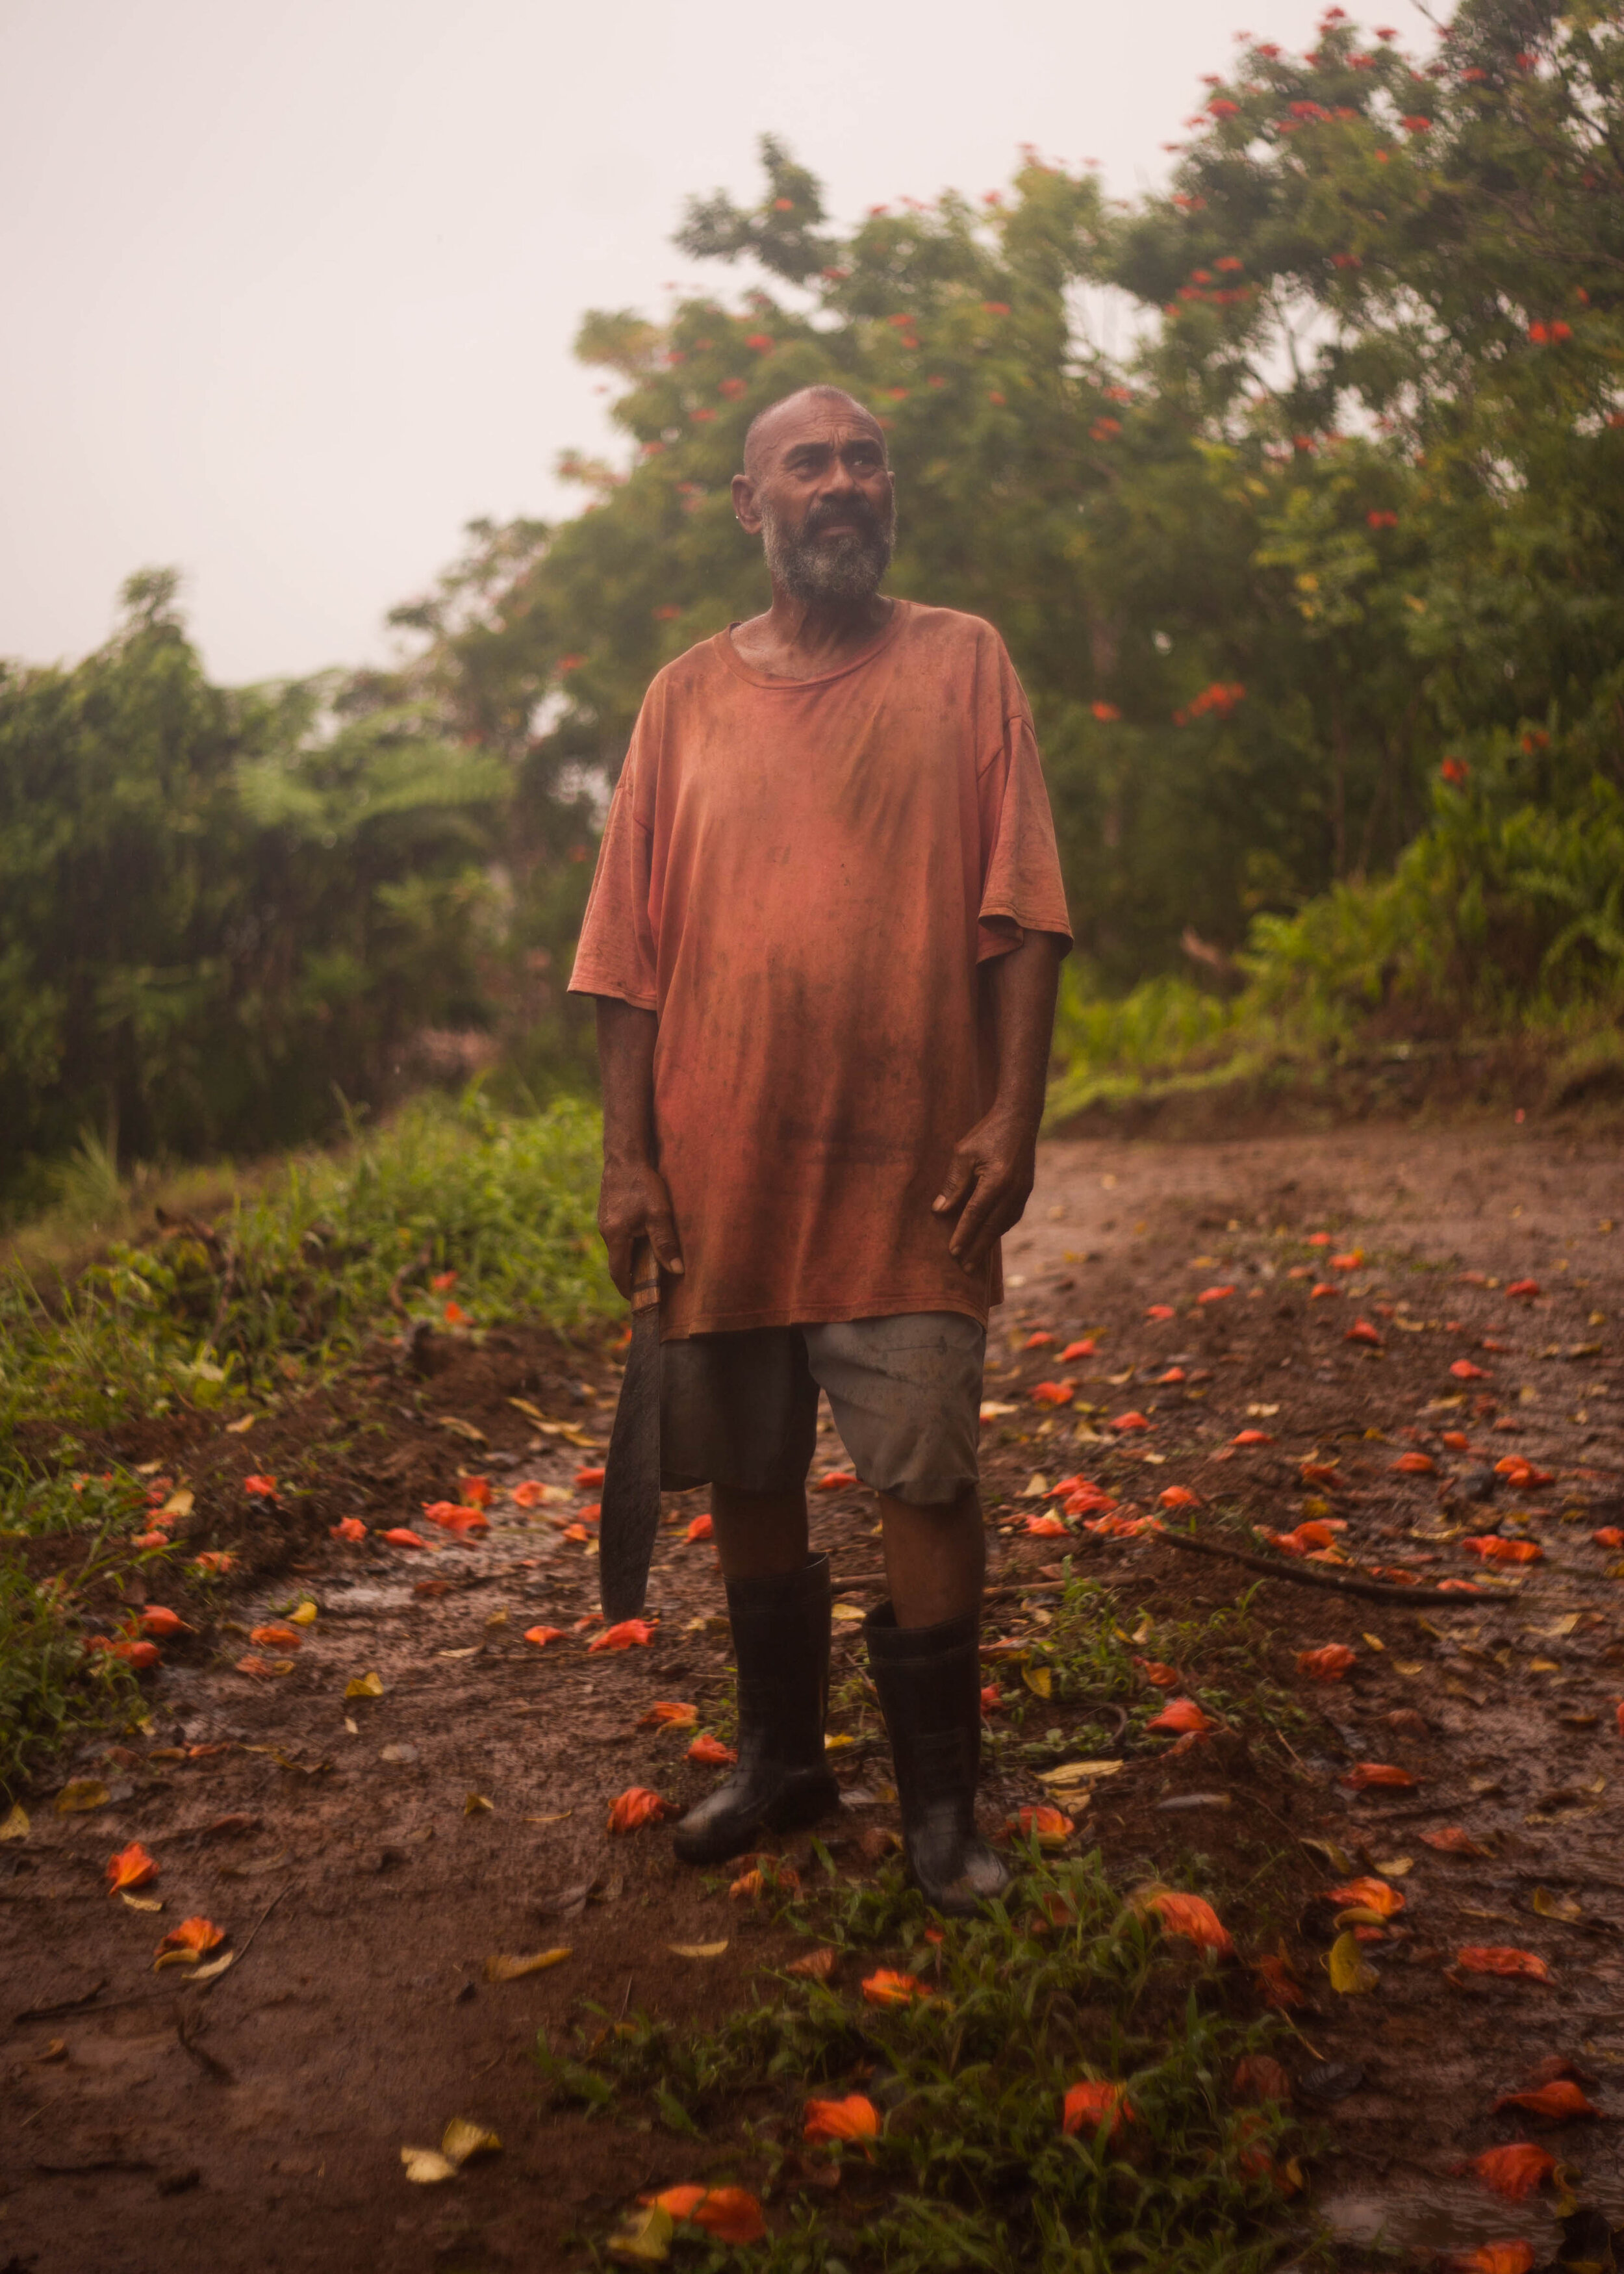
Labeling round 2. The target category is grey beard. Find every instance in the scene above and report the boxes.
[761,505,894,602]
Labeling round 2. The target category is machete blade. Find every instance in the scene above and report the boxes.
[598,1242,663,1622]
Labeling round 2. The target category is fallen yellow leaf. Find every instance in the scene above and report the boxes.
[345,1672,385,1700]
[439,2118,501,2165]
[121,1892,164,1913]
[225,1414,255,1434]
[1300,1836,1357,1876]
[1326,1931,1379,1994]
[483,1948,570,1982]
[1372,1857,1414,1878]
[437,1416,488,1444]
[0,1802,29,1841]
[160,1488,195,1520]
[290,1601,318,1627]
[54,1780,108,1815]
[1038,1759,1122,1787]
[401,2147,459,2185]
[1022,1663,1053,1700]
[1532,1886,1582,1921]
[464,1793,494,1817]
[667,1941,729,1959]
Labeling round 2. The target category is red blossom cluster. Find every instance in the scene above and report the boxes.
[1173,681,1246,726]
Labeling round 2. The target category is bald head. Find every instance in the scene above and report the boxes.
[742,385,886,483]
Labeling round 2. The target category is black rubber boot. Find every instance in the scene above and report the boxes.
[865,1601,1011,1917]
[672,1554,840,1866]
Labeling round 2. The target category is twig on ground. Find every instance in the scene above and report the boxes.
[1158,1529,1485,1607]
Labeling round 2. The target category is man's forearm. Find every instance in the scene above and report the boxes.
[596,997,659,1166]
[989,930,1065,1129]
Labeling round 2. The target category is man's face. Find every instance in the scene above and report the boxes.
[737,406,896,604]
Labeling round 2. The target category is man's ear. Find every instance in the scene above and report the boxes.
[731,471,763,535]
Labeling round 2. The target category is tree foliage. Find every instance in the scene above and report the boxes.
[400,0,1624,1010]
[0,574,511,1198]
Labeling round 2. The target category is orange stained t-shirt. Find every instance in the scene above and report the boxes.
[568,599,1072,1339]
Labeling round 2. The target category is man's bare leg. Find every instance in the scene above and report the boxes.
[710,1486,809,1579]
[878,1486,984,1628]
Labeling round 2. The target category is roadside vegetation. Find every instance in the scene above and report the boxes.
[0,1091,613,1789]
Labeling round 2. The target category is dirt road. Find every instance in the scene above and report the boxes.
[3,1123,1621,2271]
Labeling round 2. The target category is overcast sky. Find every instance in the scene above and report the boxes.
[1,0,1434,685]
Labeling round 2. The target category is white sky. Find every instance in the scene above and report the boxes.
[1,0,1434,685]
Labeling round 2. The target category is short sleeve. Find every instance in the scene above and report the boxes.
[976,706,1073,962]
[568,732,659,1008]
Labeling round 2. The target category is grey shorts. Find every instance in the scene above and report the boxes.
[659,1313,985,1507]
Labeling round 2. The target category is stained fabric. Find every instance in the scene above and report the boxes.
[568,600,1071,1337]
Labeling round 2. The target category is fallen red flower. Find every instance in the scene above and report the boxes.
[590,1619,657,1652]
[107,1841,158,1891]
[1145,1890,1233,1954]
[330,1516,367,1542]
[607,1786,676,1833]
[804,2093,880,2145]
[1491,2080,1597,2119]
[1298,1644,1356,1681]
[1031,1382,1076,1409]
[1061,2080,1134,2139]
[861,1969,930,2006]
[524,1625,566,1647]
[1470,2143,1555,2201]
[686,1512,713,1542]
[687,1733,737,1766]
[1158,1485,1200,1510]
[1147,1696,1213,1735]
[1343,1762,1415,1790]
[1454,1946,1553,1982]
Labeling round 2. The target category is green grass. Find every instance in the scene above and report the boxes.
[0,1088,616,1792]
[538,1849,1313,2273]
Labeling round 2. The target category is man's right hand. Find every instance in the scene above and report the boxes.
[598,1158,683,1298]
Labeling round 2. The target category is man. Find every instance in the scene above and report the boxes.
[569,385,1070,1914]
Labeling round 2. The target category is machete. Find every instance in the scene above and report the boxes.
[598,1238,663,1621]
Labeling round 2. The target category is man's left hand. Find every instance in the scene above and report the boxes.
[932,1107,1038,1271]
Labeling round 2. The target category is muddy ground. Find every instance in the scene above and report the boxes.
[3,1121,1622,2273]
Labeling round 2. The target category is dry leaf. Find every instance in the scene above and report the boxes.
[345,1672,385,1700]
[667,1941,729,1960]
[1038,1759,1120,1788]
[290,1601,318,1627]
[464,1793,494,1817]
[786,1946,837,1981]
[1531,1887,1581,1922]
[1326,1931,1380,1993]
[607,2204,675,2264]
[1,1803,30,1841]
[1373,1856,1414,1877]
[54,1780,108,1814]
[483,1949,570,1982]
[190,1950,235,1984]
[831,1602,866,1624]
[401,2148,459,2184]
[121,1892,163,1913]
[161,1488,195,1520]
[1300,1836,1358,1875]
[1022,1663,1053,1700]
[436,1416,488,1444]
